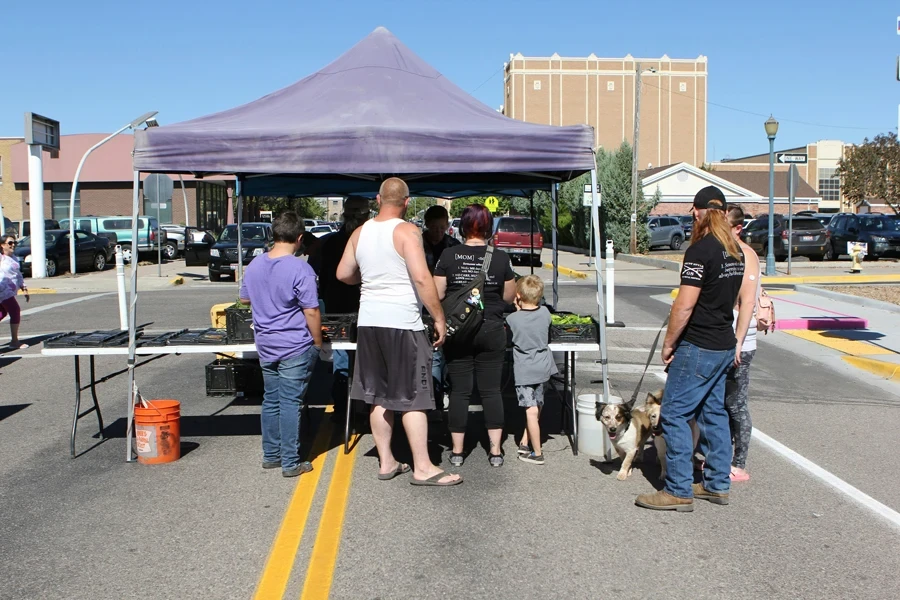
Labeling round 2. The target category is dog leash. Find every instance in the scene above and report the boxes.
[627,314,669,408]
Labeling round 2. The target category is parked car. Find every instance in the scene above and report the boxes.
[208,222,273,281]
[490,216,543,265]
[825,213,900,261]
[647,216,685,250]
[308,224,334,239]
[184,227,217,267]
[58,216,164,263]
[672,215,693,239]
[448,218,462,241]
[742,216,827,261]
[160,224,188,259]
[10,219,61,238]
[15,230,111,277]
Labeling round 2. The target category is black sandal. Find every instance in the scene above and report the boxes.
[488,453,504,468]
[449,452,465,467]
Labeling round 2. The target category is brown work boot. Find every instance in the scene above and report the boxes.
[635,490,694,512]
[692,483,729,505]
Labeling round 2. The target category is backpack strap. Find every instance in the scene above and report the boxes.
[481,245,494,275]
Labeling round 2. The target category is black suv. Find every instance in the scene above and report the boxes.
[825,213,900,260]
[208,223,273,281]
[742,215,827,261]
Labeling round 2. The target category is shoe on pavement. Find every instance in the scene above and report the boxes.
[282,462,314,478]
[635,490,694,512]
[518,452,544,465]
[262,460,281,469]
[516,444,530,455]
[730,467,750,482]
[692,483,729,505]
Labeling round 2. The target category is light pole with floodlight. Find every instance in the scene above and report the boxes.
[764,115,779,276]
[68,111,158,274]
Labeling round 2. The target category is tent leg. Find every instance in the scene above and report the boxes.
[236,178,244,287]
[550,185,558,308]
[590,168,610,405]
[126,169,140,462]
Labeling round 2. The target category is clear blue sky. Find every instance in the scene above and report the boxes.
[4,0,898,160]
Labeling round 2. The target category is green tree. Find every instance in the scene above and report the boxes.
[405,197,436,220]
[837,132,900,214]
[597,142,656,254]
[254,196,326,219]
[449,195,511,217]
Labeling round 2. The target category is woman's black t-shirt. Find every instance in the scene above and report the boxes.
[679,234,745,350]
[434,244,515,322]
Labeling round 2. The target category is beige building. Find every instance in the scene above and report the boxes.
[712,140,850,212]
[0,137,26,223]
[503,53,707,167]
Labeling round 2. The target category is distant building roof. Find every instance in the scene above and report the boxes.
[11,134,232,184]
[713,169,819,199]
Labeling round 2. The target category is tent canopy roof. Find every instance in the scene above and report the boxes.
[133,27,595,197]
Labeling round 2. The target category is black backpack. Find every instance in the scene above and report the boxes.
[440,246,494,347]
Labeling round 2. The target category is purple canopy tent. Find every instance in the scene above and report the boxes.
[121,28,611,460]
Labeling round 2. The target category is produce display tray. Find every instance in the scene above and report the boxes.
[322,313,357,342]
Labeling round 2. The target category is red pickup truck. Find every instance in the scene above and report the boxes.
[491,216,543,265]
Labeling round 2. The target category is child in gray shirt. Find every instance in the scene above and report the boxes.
[505,275,557,465]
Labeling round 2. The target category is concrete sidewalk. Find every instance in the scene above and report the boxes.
[540,248,679,287]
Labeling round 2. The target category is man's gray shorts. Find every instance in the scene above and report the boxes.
[516,383,545,408]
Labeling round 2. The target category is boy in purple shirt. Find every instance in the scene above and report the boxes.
[240,212,323,477]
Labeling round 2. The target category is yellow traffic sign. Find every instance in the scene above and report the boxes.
[484,196,499,213]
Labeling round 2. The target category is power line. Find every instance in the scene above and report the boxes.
[470,66,504,94]
[640,79,888,132]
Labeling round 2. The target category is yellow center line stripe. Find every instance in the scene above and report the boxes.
[253,417,335,600]
[299,433,361,600]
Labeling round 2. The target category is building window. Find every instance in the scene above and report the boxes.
[533,80,541,90]
[818,168,841,202]
[679,82,687,92]
[51,183,79,221]
[607,81,615,91]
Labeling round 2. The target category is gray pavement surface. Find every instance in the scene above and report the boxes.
[1,264,899,599]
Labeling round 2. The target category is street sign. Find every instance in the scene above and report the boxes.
[144,174,174,203]
[787,164,800,198]
[776,153,807,164]
[583,183,602,207]
[484,196,499,213]
[24,112,60,152]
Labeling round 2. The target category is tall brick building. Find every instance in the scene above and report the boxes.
[0,137,25,221]
[502,53,707,167]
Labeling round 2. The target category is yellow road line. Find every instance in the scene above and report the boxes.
[842,356,900,381]
[253,417,334,600]
[783,329,892,356]
[542,263,589,279]
[763,274,900,285]
[300,434,361,600]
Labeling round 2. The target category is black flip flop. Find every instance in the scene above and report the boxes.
[377,463,411,481]
[409,471,463,486]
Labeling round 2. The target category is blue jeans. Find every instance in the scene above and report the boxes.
[432,348,445,407]
[660,341,734,498]
[333,350,349,378]
[260,346,318,470]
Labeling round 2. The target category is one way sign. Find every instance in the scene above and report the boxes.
[776,153,807,164]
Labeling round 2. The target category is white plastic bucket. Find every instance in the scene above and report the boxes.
[576,393,620,461]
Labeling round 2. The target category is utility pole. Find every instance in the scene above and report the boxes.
[630,63,643,255]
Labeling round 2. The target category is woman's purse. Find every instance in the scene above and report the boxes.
[440,246,494,347]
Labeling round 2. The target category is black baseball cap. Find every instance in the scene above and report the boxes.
[693,186,727,211]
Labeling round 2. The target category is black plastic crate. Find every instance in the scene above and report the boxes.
[205,359,264,397]
[225,306,255,343]
[549,313,600,343]
[321,313,357,342]
[168,328,228,345]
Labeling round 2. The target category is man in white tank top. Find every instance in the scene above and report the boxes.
[337,178,461,486]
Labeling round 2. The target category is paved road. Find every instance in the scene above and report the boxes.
[1,273,899,599]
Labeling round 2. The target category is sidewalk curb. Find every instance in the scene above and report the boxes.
[842,356,900,382]
[763,273,900,285]
[616,254,680,272]
[542,263,588,279]
[795,285,900,315]
[19,288,56,295]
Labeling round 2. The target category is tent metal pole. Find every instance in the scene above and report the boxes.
[590,167,610,404]
[125,169,140,462]
[236,177,244,287]
[550,185,558,308]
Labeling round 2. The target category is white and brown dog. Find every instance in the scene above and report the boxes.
[596,399,652,480]
[644,388,700,481]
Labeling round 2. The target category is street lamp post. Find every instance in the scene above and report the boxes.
[69,111,158,274]
[630,64,656,254]
[764,116,779,276]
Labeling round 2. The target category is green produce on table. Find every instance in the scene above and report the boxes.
[550,314,592,325]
